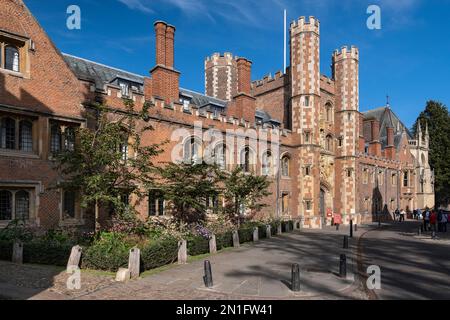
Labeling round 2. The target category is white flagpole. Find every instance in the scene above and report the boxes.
[284,9,287,73]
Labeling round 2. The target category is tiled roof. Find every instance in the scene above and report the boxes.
[362,106,414,149]
[63,53,280,125]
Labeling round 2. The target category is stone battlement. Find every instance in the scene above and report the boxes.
[333,46,359,62]
[290,16,320,34]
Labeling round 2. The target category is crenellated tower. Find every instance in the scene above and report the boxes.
[290,16,322,228]
[332,46,360,222]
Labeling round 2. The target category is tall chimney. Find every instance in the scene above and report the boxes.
[369,119,381,157]
[385,126,396,160]
[150,21,180,103]
[165,24,175,68]
[154,21,167,66]
[237,58,251,94]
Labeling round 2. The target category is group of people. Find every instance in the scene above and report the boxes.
[393,207,449,233]
[418,208,448,232]
[393,208,407,222]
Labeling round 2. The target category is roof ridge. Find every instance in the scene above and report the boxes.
[179,87,228,103]
[62,53,145,79]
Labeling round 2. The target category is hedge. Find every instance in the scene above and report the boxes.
[0,241,12,261]
[24,240,73,266]
[238,228,253,244]
[140,238,179,270]
[81,242,129,272]
[187,236,210,256]
[216,231,233,250]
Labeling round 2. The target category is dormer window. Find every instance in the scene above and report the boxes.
[119,81,129,97]
[183,99,190,111]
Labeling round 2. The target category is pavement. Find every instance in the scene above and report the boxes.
[359,220,450,299]
[0,226,367,300]
[3,220,447,300]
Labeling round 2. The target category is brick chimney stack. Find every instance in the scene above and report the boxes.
[228,57,256,123]
[385,126,396,159]
[237,58,251,94]
[369,119,382,157]
[150,21,180,103]
[165,25,175,68]
[154,21,166,66]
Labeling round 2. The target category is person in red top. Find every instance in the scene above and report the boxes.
[430,210,438,232]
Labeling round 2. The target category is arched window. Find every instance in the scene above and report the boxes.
[15,191,29,220]
[240,147,255,173]
[5,46,20,72]
[326,135,333,152]
[50,124,62,154]
[1,117,16,150]
[0,190,12,221]
[281,155,290,177]
[261,151,272,176]
[213,143,227,170]
[184,136,202,164]
[19,120,33,152]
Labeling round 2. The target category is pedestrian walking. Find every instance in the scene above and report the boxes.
[430,210,437,232]
[424,209,430,231]
[400,209,406,222]
[440,211,448,233]
[417,208,422,221]
[395,208,400,222]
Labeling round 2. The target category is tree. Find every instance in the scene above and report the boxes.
[54,99,162,232]
[412,100,450,205]
[155,162,222,225]
[222,166,271,226]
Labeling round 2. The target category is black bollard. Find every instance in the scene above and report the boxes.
[355,224,358,232]
[350,220,353,238]
[291,264,301,292]
[203,260,213,288]
[336,224,340,231]
[339,254,347,278]
[343,235,349,249]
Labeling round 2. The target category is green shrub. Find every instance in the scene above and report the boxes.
[81,232,132,272]
[238,228,253,244]
[258,225,267,239]
[140,237,179,270]
[24,239,73,266]
[187,236,210,256]
[216,231,233,250]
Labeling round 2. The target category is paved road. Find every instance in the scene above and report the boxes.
[360,220,450,299]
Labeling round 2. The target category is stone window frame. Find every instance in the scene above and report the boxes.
[362,168,369,185]
[304,199,313,212]
[304,164,312,176]
[59,188,84,227]
[0,30,31,78]
[0,112,38,156]
[48,120,79,158]
[239,146,256,174]
[148,189,165,217]
[304,131,312,144]
[0,182,40,227]
[324,102,334,123]
[261,150,273,176]
[183,135,203,165]
[280,153,291,178]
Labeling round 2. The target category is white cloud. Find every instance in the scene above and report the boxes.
[117,0,154,14]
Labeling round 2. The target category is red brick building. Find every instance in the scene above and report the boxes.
[0,1,434,230]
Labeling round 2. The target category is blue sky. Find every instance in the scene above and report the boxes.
[25,0,450,128]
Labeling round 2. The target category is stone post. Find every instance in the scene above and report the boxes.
[178,240,187,264]
[209,235,217,254]
[128,247,140,279]
[253,227,259,242]
[266,225,272,238]
[277,223,282,235]
[12,241,23,264]
[232,230,240,248]
[67,245,82,272]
